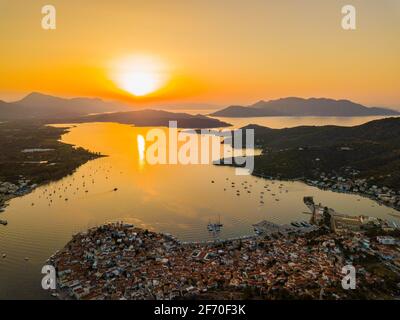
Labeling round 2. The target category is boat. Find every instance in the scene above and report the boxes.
[207,215,223,232]
[0,220,8,226]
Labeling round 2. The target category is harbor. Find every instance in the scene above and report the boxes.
[43,194,400,300]
[1,122,400,299]
[47,214,400,300]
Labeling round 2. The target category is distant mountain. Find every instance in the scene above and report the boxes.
[0,92,230,128]
[65,109,231,128]
[211,97,399,117]
[0,92,132,120]
[156,103,222,111]
[211,105,282,117]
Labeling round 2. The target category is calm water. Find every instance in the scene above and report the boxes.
[0,119,399,299]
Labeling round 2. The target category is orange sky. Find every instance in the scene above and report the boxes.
[0,0,399,108]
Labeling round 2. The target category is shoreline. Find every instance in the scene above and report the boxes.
[253,171,400,213]
[215,161,400,214]
[0,155,104,214]
[0,122,104,216]
[48,217,400,300]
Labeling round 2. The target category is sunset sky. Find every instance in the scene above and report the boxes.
[0,0,399,108]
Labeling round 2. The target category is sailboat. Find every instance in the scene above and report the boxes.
[207,215,223,232]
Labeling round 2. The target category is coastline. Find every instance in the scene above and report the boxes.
[0,122,104,215]
[215,160,400,214]
[253,171,400,213]
[48,218,400,300]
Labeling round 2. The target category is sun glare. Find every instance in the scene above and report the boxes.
[112,55,167,97]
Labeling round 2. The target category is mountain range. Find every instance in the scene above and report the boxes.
[0,92,132,119]
[0,92,230,128]
[1,93,399,127]
[210,97,399,117]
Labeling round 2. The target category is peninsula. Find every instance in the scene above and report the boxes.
[48,199,400,300]
[211,97,399,117]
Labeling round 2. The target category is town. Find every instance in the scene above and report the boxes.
[253,167,400,212]
[48,198,400,300]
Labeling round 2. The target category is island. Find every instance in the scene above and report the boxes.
[211,97,399,117]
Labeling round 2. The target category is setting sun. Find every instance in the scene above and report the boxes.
[112,55,167,97]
